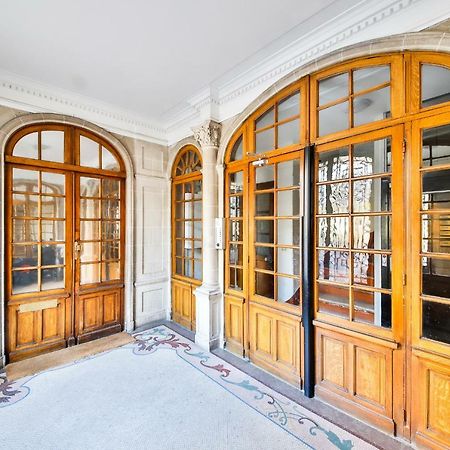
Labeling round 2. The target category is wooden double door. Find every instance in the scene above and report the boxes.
[6,165,125,362]
[225,150,303,385]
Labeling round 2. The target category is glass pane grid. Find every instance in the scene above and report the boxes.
[316,139,393,328]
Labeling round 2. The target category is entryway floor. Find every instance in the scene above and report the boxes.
[1,326,378,450]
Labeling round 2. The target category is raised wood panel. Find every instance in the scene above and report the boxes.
[315,325,395,433]
[7,299,66,362]
[224,294,245,355]
[249,303,301,386]
[76,288,122,342]
[322,336,346,391]
[171,278,196,331]
[412,350,450,449]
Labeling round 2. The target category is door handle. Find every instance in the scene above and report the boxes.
[74,240,81,260]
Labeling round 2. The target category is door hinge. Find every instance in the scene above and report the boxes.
[403,409,407,423]
[402,138,407,159]
[403,273,407,286]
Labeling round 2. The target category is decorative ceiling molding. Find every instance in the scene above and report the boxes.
[0,0,448,147]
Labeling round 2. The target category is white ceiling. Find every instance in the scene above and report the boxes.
[0,0,448,144]
[0,0,338,120]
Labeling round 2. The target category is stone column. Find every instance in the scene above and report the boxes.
[192,120,222,350]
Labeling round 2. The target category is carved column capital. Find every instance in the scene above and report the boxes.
[192,120,222,148]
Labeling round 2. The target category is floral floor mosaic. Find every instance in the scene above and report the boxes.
[0,326,376,450]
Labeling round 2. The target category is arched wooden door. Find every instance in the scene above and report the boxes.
[171,145,203,331]
[5,125,126,362]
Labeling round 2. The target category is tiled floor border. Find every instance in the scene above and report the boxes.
[139,320,414,450]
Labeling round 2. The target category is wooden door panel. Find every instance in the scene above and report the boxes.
[315,325,395,433]
[249,303,301,385]
[224,294,245,355]
[7,299,66,362]
[411,350,450,450]
[171,278,196,331]
[76,288,122,343]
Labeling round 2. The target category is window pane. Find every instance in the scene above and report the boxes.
[353,65,390,93]
[194,261,202,280]
[229,244,243,266]
[277,159,300,188]
[184,221,193,239]
[353,138,391,177]
[318,250,349,283]
[42,220,65,242]
[102,200,120,219]
[230,136,243,161]
[255,272,274,299]
[318,283,349,318]
[278,119,299,148]
[353,177,391,213]
[318,183,349,214]
[277,276,300,304]
[255,164,274,190]
[41,172,65,195]
[229,171,243,194]
[422,124,450,167]
[422,300,450,344]
[193,221,202,239]
[13,194,39,217]
[102,261,120,281]
[278,92,300,121]
[41,196,65,218]
[175,184,183,201]
[102,221,120,240]
[277,189,300,216]
[81,220,100,241]
[102,241,120,260]
[42,243,64,266]
[193,201,202,219]
[255,220,274,243]
[230,220,243,242]
[175,258,182,275]
[422,257,450,299]
[422,169,450,210]
[184,259,193,278]
[193,180,202,199]
[80,136,99,168]
[422,214,450,254]
[80,199,100,219]
[229,267,243,291]
[353,289,391,328]
[13,244,38,268]
[229,196,243,217]
[80,177,100,198]
[318,217,349,248]
[421,64,450,108]
[277,248,300,275]
[318,148,349,182]
[255,193,274,216]
[13,168,39,193]
[42,267,64,290]
[102,147,120,171]
[277,219,300,246]
[255,128,275,154]
[319,102,349,136]
[353,87,391,127]
[102,179,120,198]
[175,239,183,257]
[353,215,391,250]
[13,132,38,159]
[41,131,64,163]
[319,73,348,105]
[353,253,391,289]
[12,269,38,294]
[255,246,274,271]
[255,106,275,129]
[81,242,100,262]
[13,219,38,242]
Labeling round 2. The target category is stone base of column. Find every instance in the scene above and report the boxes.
[194,284,222,351]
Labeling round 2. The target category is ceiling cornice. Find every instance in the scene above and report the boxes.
[0,0,448,147]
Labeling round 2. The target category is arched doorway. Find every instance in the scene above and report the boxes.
[5,124,126,362]
[171,145,203,330]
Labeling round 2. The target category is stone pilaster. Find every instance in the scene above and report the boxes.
[192,120,222,350]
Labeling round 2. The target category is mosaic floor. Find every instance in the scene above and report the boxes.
[0,326,376,450]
